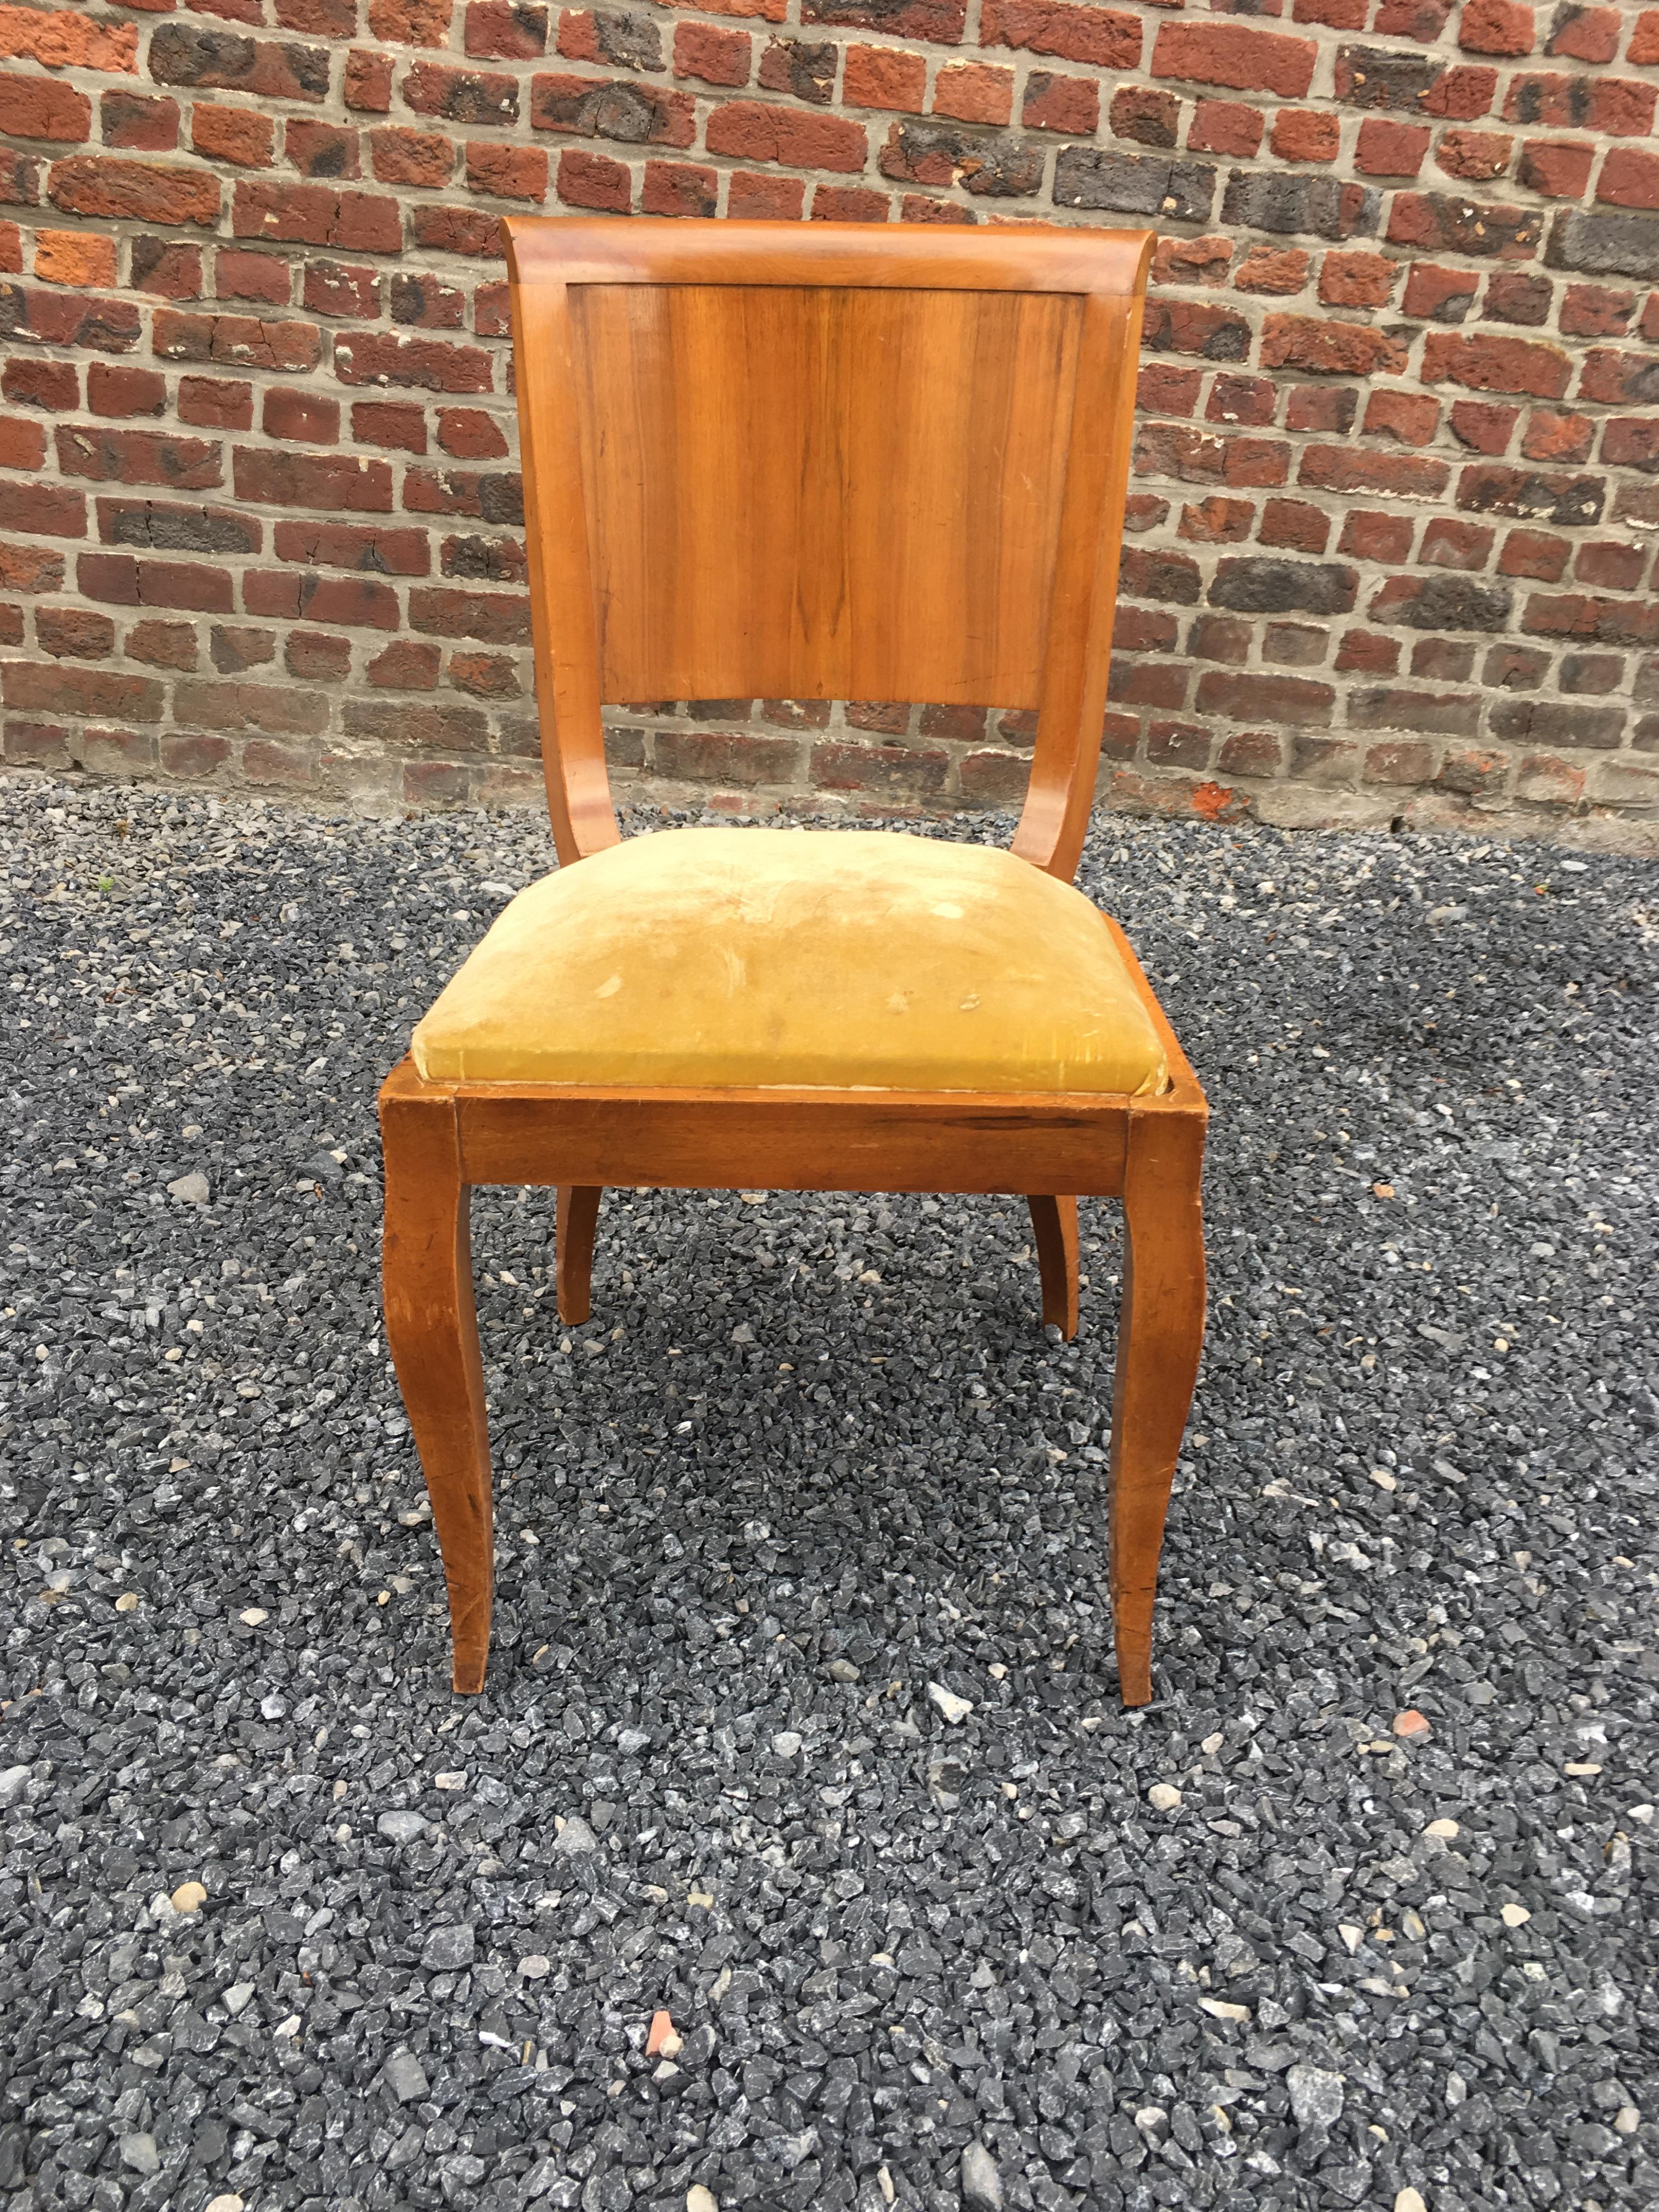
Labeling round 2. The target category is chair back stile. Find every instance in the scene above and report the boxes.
[501,218,1154,882]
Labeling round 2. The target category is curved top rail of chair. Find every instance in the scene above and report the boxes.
[501,217,1155,298]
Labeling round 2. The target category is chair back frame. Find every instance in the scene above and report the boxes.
[503,217,1154,883]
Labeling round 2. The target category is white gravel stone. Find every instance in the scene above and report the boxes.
[927,1681,974,1725]
[1286,2064,1345,2130]
[376,1810,428,1844]
[0,1767,31,1808]
[1148,1783,1183,1811]
[554,1813,599,1855]
[166,1171,209,1205]
[961,2140,1002,2210]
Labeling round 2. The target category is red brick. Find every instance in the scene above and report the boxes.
[1631,8,1659,64]
[1459,0,1533,55]
[1544,4,1618,61]
[234,180,403,252]
[273,518,428,572]
[1364,388,1440,445]
[1356,120,1430,176]
[1403,262,1475,321]
[899,194,976,225]
[1023,71,1100,133]
[178,377,253,430]
[466,1,549,57]
[1153,234,1232,285]
[154,309,321,374]
[214,248,291,306]
[101,92,180,153]
[0,541,65,592]
[1291,0,1365,22]
[932,64,1013,124]
[1234,247,1309,295]
[706,101,865,171]
[1578,349,1659,406]
[87,363,165,419]
[1516,138,1593,197]
[812,185,887,222]
[1598,148,1659,212]
[1449,398,1519,450]
[0,225,20,277]
[1337,510,1416,561]
[846,46,927,112]
[1419,516,1494,568]
[0,413,45,469]
[3,484,85,537]
[345,48,396,109]
[1271,110,1338,162]
[1483,269,1553,325]
[1318,250,1397,308]
[193,105,276,168]
[57,425,222,490]
[466,142,548,200]
[1169,495,1251,550]
[369,128,454,188]
[1575,540,1644,591]
[76,552,235,613]
[1261,314,1406,376]
[127,619,198,670]
[1193,670,1333,724]
[1187,99,1261,156]
[409,583,532,642]
[1206,374,1273,427]
[726,170,804,218]
[1602,417,1659,471]
[674,21,749,85]
[1423,330,1570,400]
[1139,364,1203,416]
[1436,128,1511,181]
[263,388,340,443]
[0,73,90,143]
[3,359,77,410]
[34,229,117,288]
[233,447,393,511]
[286,121,362,179]
[369,0,455,41]
[1335,630,1400,673]
[0,8,139,70]
[1499,529,1570,580]
[368,639,442,688]
[1150,20,1315,96]
[1559,283,1634,339]
[245,571,402,629]
[641,159,717,216]
[303,260,381,318]
[980,1,1140,69]
[560,147,637,209]
[1105,85,1177,146]
[1521,409,1593,464]
[1258,497,1329,551]
[332,331,493,392]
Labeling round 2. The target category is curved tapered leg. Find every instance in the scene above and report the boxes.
[381,1075,494,1694]
[1028,1195,1079,1339]
[556,1184,602,1324]
[1108,1109,1206,1707]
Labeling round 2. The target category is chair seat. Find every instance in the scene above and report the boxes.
[411,826,1169,1096]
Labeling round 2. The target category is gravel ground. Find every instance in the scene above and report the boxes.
[2,769,1656,2212]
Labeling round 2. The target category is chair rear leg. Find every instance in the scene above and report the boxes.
[1108,1113,1206,1707]
[556,1184,602,1324]
[381,1084,494,1694]
[1028,1195,1079,1339]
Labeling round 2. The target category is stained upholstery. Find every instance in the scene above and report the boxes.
[411,826,1169,1096]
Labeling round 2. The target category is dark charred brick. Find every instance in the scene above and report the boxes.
[1053,150,1216,225]
[477,473,524,526]
[1370,572,1514,629]
[1458,465,1606,525]
[1209,558,1358,616]
[1221,170,1379,239]
[879,122,1044,196]
[531,77,685,143]
[149,24,330,100]
[1346,685,1483,735]
[1334,46,1443,109]
[1489,696,1624,746]
[758,39,838,104]
[589,7,662,69]
[1142,301,1251,361]
[98,498,261,556]
[1543,208,1659,282]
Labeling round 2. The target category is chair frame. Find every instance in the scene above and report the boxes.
[381,219,1207,1708]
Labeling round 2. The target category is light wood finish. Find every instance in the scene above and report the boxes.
[555,1184,601,1325]
[1028,1194,1080,1340]
[383,218,1207,1706]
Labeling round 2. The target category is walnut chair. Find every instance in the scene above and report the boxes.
[380,218,1208,1708]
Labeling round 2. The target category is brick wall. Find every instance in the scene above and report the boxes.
[2,0,1657,834]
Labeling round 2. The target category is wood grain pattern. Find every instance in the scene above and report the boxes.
[569,283,1080,708]
[383,218,1207,1707]
[380,1086,493,1695]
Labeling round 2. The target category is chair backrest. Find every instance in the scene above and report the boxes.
[503,218,1153,882]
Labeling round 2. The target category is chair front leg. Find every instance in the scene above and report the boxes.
[381,1085,494,1694]
[555,1184,602,1325]
[1028,1194,1080,1338]
[1108,1111,1206,1707]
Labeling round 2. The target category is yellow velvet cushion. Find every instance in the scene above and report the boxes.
[411,826,1168,1096]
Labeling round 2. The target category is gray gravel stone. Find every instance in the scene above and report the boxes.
[0,1767,31,1808]
[384,2049,431,2104]
[2,773,1655,2212]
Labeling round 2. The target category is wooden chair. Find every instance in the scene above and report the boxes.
[380,219,1208,1708]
